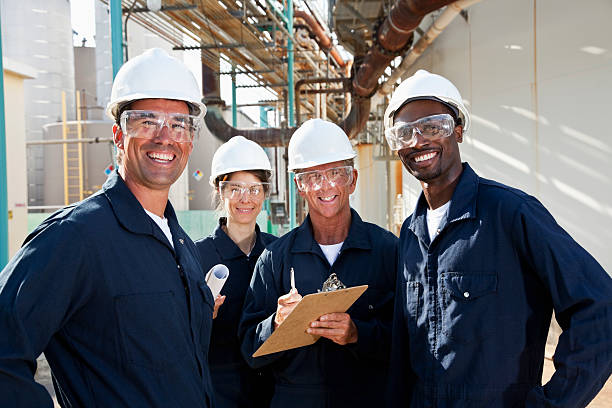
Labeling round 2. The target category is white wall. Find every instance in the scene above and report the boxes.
[401,0,612,272]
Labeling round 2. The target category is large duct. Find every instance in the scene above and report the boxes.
[339,0,456,138]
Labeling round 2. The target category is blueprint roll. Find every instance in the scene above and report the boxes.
[205,264,230,298]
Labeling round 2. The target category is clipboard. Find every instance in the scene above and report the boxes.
[252,285,368,357]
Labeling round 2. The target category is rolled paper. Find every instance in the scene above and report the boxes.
[205,264,230,298]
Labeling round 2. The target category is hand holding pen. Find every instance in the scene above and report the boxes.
[274,267,302,329]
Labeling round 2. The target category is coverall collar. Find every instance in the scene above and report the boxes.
[292,208,372,254]
[102,170,181,252]
[212,217,265,261]
[408,162,478,243]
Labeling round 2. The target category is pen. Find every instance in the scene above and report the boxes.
[290,267,296,292]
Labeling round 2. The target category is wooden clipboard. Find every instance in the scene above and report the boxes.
[252,285,368,357]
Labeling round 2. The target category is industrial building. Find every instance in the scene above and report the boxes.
[1,0,610,273]
[0,0,610,404]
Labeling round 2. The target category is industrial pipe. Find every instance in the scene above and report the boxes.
[205,1,457,142]
[203,105,295,147]
[294,11,347,69]
[379,0,483,95]
[339,0,456,138]
[295,77,351,125]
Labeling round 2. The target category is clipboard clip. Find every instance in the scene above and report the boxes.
[320,273,347,292]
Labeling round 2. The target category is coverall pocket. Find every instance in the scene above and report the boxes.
[115,291,190,369]
[440,272,497,344]
[405,281,422,333]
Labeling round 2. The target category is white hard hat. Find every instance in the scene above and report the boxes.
[106,48,206,121]
[288,118,356,171]
[384,69,470,133]
[210,136,272,184]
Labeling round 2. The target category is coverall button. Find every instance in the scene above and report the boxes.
[368,304,373,310]
[463,291,470,298]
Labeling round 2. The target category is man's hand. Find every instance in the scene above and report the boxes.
[212,295,226,319]
[307,313,358,345]
[274,289,302,328]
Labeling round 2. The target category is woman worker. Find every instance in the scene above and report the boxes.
[196,136,276,408]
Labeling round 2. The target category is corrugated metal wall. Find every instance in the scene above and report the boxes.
[400,0,612,272]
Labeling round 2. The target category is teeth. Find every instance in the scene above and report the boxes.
[320,196,335,202]
[414,152,436,163]
[148,152,174,161]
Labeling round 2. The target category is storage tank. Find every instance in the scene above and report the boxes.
[0,0,76,208]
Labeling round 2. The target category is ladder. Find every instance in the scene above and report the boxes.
[62,91,84,205]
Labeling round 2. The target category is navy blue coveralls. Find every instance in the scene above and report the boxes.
[196,218,277,408]
[0,171,215,408]
[389,163,612,407]
[239,209,398,408]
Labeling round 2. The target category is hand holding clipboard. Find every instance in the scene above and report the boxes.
[253,269,368,357]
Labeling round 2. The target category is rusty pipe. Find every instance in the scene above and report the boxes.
[342,0,455,138]
[294,10,346,68]
[379,0,455,51]
[339,97,371,139]
[379,0,484,95]
[353,0,455,98]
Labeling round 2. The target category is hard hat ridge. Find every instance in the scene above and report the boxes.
[384,69,470,133]
[106,48,206,121]
[288,118,356,171]
[210,136,272,184]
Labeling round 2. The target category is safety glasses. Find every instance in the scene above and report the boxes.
[385,113,456,151]
[120,110,201,143]
[219,181,270,200]
[294,165,354,192]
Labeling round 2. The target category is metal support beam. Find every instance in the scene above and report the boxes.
[218,69,274,76]
[286,0,296,229]
[235,83,288,89]
[26,138,114,146]
[0,11,8,267]
[128,5,198,13]
[110,0,124,78]
[173,43,273,51]
[235,101,281,108]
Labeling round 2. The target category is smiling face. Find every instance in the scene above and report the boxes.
[114,98,193,194]
[296,160,357,223]
[395,99,463,185]
[222,171,266,226]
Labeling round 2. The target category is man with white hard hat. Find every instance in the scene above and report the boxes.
[239,118,398,407]
[385,70,612,407]
[0,48,215,407]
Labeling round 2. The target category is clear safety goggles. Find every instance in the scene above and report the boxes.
[294,165,354,192]
[385,113,456,151]
[219,181,270,200]
[120,110,201,143]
